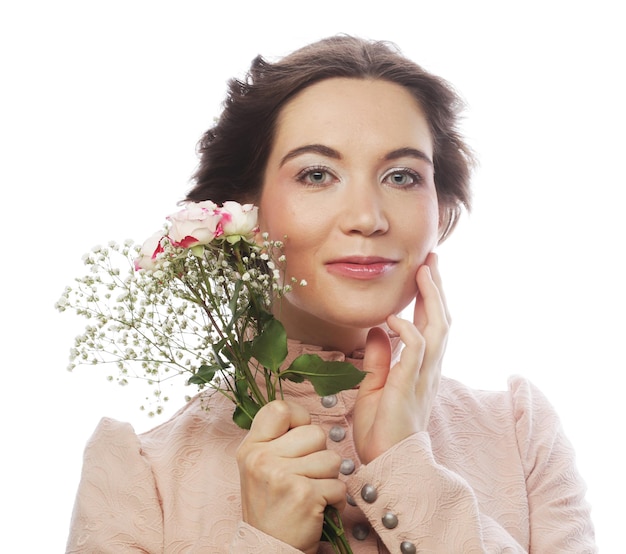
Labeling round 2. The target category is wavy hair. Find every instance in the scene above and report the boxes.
[186,35,475,241]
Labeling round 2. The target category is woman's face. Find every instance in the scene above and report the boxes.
[258,77,440,351]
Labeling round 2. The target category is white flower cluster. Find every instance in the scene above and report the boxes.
[56,234,295,416]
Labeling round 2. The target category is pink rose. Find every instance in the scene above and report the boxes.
[166,201,221,248]
[134,231,166,270]
[217,201,259,243]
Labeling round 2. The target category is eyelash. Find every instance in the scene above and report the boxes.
[294,166,424,188]
[295,165,336,187]
[382,167,423,188]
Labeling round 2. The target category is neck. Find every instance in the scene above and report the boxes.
[272,301,371,355]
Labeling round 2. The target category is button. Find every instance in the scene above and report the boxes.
[360,484,378,503]
[346,494,357,506]
[382,512,399,529]
[400,541,417,554]
[352,522,369,541]
[321,395,338,408]
[340,459,355,475]
[329,425,346,442]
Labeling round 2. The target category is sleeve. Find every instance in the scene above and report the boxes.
[67,418,304,554]
[66,418,164,553]
[511,377,597,553]
[228,523,304,553]
[346,433,527,553]
[345,378,598,554]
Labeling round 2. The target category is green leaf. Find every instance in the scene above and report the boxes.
[227,280,244,326]
[232,379,262,429]
[232,404,258,429]
[281,354,366,396]
[190,245,205,257]
[212,340,233,370]
[187,364,218,385]
[248,317,288,373]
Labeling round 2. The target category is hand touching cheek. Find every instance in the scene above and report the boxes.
[353,253,450,464]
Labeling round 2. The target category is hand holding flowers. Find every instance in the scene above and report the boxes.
[57,200,364,553]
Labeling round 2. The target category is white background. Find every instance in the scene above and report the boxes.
[1,1,623,551]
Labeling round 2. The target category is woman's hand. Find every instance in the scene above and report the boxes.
[236,400,346,554]
[354,252,450,464]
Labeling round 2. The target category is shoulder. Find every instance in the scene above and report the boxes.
[436,374,555,418]
[84,390,242,458]
[137,391,246,461]
[433,375,562,443]
[435,375,515,420]
[506,374,559,423]
[434,375,569,470]
[83,416,142,458]
[505,375,573,468]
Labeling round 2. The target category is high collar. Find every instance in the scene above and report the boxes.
[263,335,402,416]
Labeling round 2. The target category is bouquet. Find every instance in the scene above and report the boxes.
[56,200,364,553]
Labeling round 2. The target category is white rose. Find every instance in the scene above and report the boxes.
[166,201,221,247]
[134,230,165,270]
[218,201,259,243]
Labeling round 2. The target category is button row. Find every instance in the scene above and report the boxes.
[356,483,416,553]
[328,425,346,442]
[320,394,338,408]
[318,398,417,552]
[339,458,355,475]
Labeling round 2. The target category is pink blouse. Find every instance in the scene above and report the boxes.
[66,341,597,553]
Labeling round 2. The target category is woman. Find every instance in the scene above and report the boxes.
[67,36,596,553]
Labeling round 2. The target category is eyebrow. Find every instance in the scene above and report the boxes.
[279,144,341,167]
[384,147,433,166]
[279,144,433,167]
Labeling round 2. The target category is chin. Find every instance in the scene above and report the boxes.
[322,303,404,330]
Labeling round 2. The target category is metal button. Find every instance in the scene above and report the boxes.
[340,458,355,475]
[360,484,378,503]
[382,512,399,529]
[400,541,417,554]
[346,493,356,506]
[352,522,369,541]
[321,394,338,408]
[329,425,346,442]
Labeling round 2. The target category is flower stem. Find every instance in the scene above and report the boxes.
[322,506,352,553]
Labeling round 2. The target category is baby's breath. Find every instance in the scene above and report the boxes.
[56,237,289,415]
[57,204,362,554]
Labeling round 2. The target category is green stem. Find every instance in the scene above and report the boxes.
[322,506,352,554]
[237,344,268,406]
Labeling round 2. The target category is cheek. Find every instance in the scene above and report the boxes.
[260,192,327,246]
[404,203,440,251]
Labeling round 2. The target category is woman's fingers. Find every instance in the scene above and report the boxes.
[354,253,451,463]
[247,400,311,443]
[319,478,348,512]
[237,400,345,551]
[413,254,450,333]
[425,252,451,324]
[386,314,426,384]
[360,326,392,393]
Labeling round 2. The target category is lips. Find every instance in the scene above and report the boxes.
[325,256,397,280]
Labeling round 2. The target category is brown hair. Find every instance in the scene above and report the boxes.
[186,35,475,241]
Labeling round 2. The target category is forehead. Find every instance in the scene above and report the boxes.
[272,77,433,155]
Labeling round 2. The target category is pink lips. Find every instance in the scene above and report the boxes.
[325,256,396,280]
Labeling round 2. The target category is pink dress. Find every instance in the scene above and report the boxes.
[66,340,597,553]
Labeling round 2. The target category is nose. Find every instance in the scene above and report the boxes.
[339,181,389,236]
